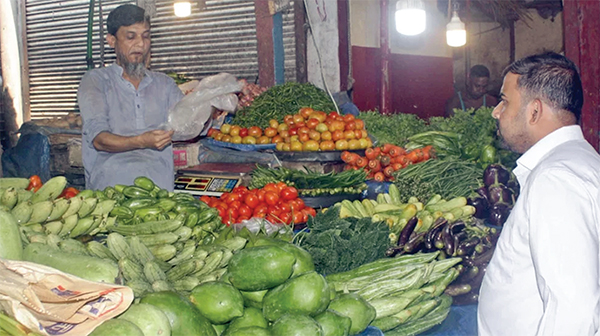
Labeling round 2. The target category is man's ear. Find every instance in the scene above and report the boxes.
[528,98,543,125]
[107,34,116,48]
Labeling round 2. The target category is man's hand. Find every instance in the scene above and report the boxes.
[139,130,174,150]
[93,129,175,153]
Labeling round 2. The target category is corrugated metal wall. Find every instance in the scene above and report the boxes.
[26,0,130,119]
[25,0,297,119]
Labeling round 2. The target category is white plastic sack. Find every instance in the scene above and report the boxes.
[0,258,133,336]
[168,73,243,141]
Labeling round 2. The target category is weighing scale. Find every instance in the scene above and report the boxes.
[174,163,256,197]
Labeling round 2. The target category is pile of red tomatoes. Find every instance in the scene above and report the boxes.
[200,183,317,226]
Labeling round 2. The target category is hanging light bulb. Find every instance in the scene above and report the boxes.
[395,0,426,36]
[174,1,192,17]
[446,3,466,47]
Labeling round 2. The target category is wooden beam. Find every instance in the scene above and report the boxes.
[337,0,349,91]
[254,0,275,86]
[294,0,307,83]
[564,0,600,151]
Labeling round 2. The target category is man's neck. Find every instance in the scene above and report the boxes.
[116,62,144,89]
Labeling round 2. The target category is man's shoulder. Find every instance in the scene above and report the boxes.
[147,70,176,84]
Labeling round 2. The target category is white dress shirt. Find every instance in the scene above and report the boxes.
[478,125,600,336]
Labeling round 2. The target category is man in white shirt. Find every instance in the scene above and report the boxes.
[478,52,600,335]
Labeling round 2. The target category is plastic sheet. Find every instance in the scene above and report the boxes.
[422,304,478,336]
[363,180,393,200]
[204,138,276,152]
[167,73,243,141]
[197,139,280,166]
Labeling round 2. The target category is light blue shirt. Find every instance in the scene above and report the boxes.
[478,125,600,335]
[77,63,184,191]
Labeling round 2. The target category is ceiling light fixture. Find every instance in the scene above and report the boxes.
[446,2,466,47]
[395,0,426,36]
[174,1,192,17]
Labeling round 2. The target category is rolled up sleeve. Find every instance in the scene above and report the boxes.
[78,71,110,145]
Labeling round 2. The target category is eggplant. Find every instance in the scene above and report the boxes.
[425,218,448,250]
[403,232,426,253]
[451,292,479,306]
[506,177,520,199]
[475,186,490,201]
[488,184,514,205]
[385,245,405,258]
[443,224,456,256]
[456,237,480,256]
[488,203,512,226]
[468,195,489,219]
[398,216,418,246]
[483,164,511,187]
[450,221,467,235]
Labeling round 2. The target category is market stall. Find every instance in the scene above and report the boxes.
[0,76,519,335]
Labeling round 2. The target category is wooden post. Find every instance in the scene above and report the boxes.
[564,0,600,151]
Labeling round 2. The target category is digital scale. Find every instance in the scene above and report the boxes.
[174,163,256,197]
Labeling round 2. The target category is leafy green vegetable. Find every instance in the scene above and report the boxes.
[393,157,483,201]
[231,82,336,128]
[359,111,427,146]
[249,165,367,190]
[294,206,391,276]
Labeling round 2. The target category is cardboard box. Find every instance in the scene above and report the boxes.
[174,144,200,169]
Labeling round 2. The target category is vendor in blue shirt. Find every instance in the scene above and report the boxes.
[78,4,184,191]
[445,64,498,117]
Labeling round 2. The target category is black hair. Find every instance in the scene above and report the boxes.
[470,65,490,78]
[107,4,150,36]
[503,51,583,122]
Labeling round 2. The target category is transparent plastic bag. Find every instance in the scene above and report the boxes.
[231,217,293,236]
[167,73,243,141]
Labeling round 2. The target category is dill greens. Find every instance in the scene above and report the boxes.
[294,206,391,276]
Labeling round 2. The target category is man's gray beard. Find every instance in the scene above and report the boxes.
[116,49,147,80]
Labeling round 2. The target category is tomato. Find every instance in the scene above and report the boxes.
[355,119,365,130]
[280,187,298,201]
[239,128,249,137]
[306,118,320,129]
[266,214,281,224]
[294,198,305,210]
[279,212,292,225]
[267,205,281,216]
[299,107,314,119]
[237,216,250,222]
[227,208,238,221]
[292,211,304,224]
[279,203,291,213]
[224,193,240,204]
[59,187,80,199]
[263,183,278,194]
[343,114,355,122]
[248,126,263,138]
[253,204,268,217]
[275,182,288,192]
[27,175,42,191]
[232,186,248,195]
[216,206,227,220]
[212,201,227,209]
[200,195,212,205]
[228,201,241,211]
[243,193,259,209]
[256,189,266,203]
[305,207,317,217]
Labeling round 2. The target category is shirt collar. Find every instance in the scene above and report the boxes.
[108,63,153,89]
[513,125,584,182]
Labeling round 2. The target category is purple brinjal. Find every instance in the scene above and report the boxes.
[488,203,511,226]
[483,164,511,187]
[468,195,490,219]
[488,184,514,206]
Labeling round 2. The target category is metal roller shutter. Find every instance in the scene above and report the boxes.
[25,0,132,119]
[25,0,297,118]
[151,0,296,83]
